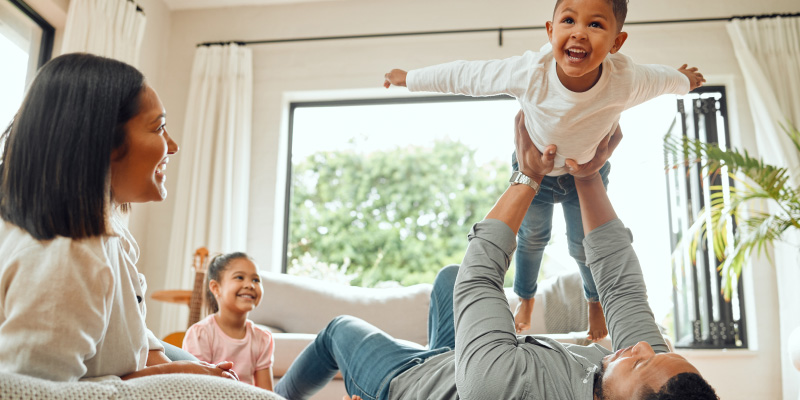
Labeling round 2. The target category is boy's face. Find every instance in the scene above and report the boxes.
[546,0,627,89]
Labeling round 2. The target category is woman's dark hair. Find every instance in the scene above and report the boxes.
[205,252,252,313]
[0,53,145,240]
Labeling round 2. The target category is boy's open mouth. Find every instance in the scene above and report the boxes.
[566,48,588,60]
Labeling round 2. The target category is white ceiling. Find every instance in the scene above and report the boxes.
[161,0,344,10]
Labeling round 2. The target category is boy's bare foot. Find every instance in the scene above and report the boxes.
[587,301,608,342]
[514,297,535,333]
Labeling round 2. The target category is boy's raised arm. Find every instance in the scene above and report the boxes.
[677,64,706,91]
[387,54,535,98]
[384,69,407,88]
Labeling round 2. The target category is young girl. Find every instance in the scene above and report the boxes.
[183,252,275,390]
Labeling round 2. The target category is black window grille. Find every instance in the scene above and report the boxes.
[664,86,748,349]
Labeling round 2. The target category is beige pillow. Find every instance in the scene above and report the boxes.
[250,271,432,346]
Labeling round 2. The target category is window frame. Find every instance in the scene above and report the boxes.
[7,0,54,69]
[665,85,749,349]
[281,94,514,274]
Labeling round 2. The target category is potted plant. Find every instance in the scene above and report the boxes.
[665,122,800,390]
[664,122,799,299]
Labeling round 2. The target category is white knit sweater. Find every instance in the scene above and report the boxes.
[0,215,162,381]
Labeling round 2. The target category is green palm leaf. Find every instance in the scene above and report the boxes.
[664,122,800,300]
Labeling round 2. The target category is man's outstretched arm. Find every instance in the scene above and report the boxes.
[571,138,669,354]
[452,112,557,399]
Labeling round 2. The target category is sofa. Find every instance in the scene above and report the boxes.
[250,269,609,400]
[0,371,286,400]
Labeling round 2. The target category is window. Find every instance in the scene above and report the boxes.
[284,96,519,287]
[665,86,748,349]
[285,93,681,330]
[0,0,54,127]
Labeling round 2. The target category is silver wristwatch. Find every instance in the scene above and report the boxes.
[509,170,540,192]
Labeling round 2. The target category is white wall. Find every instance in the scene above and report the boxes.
[126,0,800,398]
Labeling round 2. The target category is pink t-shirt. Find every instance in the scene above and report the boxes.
[182,315,274,385]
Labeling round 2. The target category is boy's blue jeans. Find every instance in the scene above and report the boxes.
[512,152,610,302]
[274,265,459,400]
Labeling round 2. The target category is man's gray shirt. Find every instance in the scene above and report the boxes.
[388,218,668,399]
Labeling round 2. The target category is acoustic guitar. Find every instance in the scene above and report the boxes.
[161,247,210,347]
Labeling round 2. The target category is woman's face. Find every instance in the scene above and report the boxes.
[110,85,179,204]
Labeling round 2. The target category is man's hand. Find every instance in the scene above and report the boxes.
[485,110,556,233]
[677,64,705,91]
[343,395,363,400]
[384,69,408,88]
[565,125,622,180]
[514,110,556,180]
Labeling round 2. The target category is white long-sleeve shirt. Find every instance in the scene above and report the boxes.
[406,43,690,175]
[0,215,163,381]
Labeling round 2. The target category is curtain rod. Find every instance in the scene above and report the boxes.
[197,12,799,47]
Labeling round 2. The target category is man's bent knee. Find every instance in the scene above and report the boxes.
[434,264,459,287]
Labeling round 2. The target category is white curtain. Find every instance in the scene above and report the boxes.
[726,16,800,400]
[161,44,253,335]
[61,0,146,66]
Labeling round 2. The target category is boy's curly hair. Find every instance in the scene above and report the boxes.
[553,0,629,31]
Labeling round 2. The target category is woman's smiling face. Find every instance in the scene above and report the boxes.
[110,85,179,204]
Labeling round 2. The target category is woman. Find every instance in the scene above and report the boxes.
[0,53,237,382]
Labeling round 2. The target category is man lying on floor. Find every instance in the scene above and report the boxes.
[275,112,718,400]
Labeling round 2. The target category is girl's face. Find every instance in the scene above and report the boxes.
[210,258,263,315]
[110,84,179,204]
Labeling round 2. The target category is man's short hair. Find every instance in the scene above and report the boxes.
[641,372,719,400]
[553,0,629,31]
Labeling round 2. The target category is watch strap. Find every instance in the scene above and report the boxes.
[509,170,540,192]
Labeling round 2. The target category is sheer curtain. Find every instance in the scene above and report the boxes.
[726,16,800,399]
[61,0,146,66]
[161,44,253,335]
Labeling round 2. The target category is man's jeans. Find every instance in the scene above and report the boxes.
[274,265,459,400]
[512,152,610,302]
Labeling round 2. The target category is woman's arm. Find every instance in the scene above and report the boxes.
[121,360,239,380]
[145,349,171,366]
[130,326,239,381]
[254,367,274,391]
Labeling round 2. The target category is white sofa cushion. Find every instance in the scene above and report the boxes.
[251,271,432,346]
[0,372,286,400]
